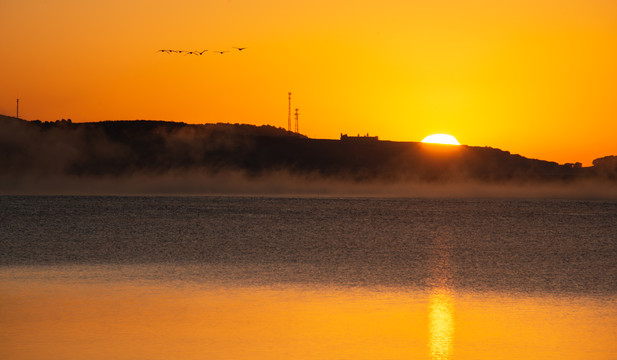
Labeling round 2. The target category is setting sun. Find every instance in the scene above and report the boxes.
[421,134,460,145]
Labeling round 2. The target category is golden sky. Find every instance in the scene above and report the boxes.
[1,0,616,165]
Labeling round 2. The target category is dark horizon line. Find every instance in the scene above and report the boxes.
[1,113,614,168]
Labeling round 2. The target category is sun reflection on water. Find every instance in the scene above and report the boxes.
[429,289,455,360]
[428,230,455,360]
[3,266,617,359]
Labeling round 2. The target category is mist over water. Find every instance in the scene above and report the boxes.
[3,170,617,200]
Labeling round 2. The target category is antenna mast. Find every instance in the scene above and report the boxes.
[287,92,292,132]
[294,108,299,133]
[16,98,19,119]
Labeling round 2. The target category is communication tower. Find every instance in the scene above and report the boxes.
[287,92,292,132]
[294,108,299,133]
[16,98,19,119]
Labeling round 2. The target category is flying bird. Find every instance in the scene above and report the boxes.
[155,48,243,56]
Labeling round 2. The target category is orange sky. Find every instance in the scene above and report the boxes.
[1,0,616,165]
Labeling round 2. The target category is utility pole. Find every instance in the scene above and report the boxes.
[287,92,292,132]
[16,98,19,119]
[294,108,299,133]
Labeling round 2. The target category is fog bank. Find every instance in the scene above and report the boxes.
[3,170,617,199]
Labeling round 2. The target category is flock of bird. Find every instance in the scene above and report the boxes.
[157,47,246,55]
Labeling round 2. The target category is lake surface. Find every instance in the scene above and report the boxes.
[1,196,617,359]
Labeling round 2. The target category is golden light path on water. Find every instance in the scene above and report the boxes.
[1,265,617,360]
[429,289,455,360]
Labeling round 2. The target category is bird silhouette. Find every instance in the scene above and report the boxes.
[155,48,243,55]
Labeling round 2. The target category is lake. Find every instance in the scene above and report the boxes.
[1,196,616,359]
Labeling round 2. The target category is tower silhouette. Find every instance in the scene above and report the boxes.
[287,92,292,132]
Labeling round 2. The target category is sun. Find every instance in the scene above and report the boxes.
[421,134,460,145]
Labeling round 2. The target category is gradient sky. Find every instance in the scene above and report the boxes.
[1,0,616,165]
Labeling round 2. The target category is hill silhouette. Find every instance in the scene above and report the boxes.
[1,115,616,194]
